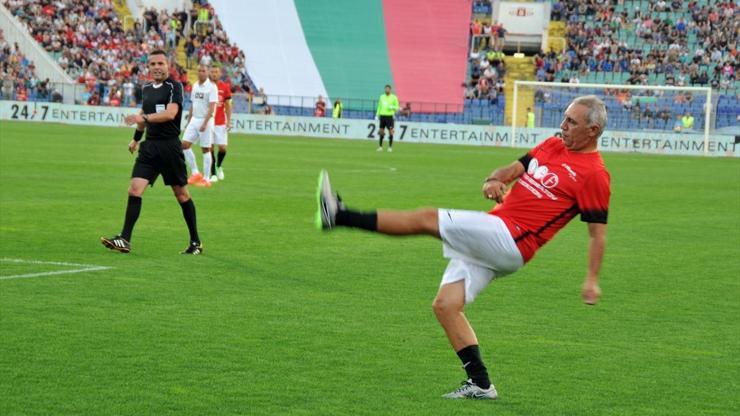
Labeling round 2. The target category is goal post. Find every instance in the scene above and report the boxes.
[512,80,713,156]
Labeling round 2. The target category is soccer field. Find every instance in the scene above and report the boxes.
[0,121,738,415]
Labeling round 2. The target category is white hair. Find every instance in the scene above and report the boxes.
[572,95,608,135]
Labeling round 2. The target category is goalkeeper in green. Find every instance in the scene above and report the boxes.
[376,84,399,152]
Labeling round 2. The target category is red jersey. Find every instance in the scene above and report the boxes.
[492,137,611,263]
[214,81,232,125]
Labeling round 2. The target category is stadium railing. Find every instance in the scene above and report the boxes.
[235,94,507,125]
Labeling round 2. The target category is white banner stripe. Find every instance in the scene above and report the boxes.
[210,0,330,101]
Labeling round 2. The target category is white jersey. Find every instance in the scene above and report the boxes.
[190,79,218,119]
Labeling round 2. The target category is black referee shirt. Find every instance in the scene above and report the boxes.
[141,77,184,140]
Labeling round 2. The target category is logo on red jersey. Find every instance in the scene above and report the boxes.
[561,163,578,181]
[528,158,559,189]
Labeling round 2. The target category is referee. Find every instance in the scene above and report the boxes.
[376,84,399,152]
[101,49,203,255]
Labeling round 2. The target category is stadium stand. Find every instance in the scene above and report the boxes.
[179,2,253,94]
[1,0,255,110]
[2,0,735,130]
[463,1,506,125]
[2,0,189,106]
[0,28,58,102]
[536,0,739,131]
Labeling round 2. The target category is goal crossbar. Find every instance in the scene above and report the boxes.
[512,80,713,156]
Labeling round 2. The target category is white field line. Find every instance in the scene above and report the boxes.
[0,258,113,280]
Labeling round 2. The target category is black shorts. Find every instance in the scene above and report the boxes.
[379,115,395,129]
[131,139,188,187]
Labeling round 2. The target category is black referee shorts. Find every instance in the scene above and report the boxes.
[131,138,188,187]
[379,115,395,130]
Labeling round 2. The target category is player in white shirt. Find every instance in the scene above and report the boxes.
[183,64,218,187]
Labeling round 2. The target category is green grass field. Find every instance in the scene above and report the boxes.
[1,120,738,415]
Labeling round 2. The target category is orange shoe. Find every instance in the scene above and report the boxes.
[199,178,212,188]
[187,172,203,185]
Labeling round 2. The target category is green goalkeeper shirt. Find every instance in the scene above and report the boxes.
[376,93,399,117]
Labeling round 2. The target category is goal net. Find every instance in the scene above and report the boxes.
[511,80,714,152]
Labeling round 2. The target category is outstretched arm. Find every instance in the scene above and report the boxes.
[582,222,607,305]
[481,160,525,202]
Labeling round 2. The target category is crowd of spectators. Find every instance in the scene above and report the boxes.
[537,0,738,130]
[466,44,506,103]
[470,18,507,51]
[543,0,738,90]
[182,1,253,96]
[3,0,189,106]
[466,0,508,106]
[0,29,61,102]
[2,0,255,108]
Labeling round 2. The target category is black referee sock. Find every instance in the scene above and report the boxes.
[335,208,377,231]
[217,150,226,167]
[120,195,142,241]
[179,198,200,243]
[389,134,394,147]
[378,133,385,147]
[456,345,491,389]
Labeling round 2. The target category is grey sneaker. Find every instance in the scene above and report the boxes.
[442,379,498,400]
[316,169,342,230]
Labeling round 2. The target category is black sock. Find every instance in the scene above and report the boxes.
[120,195,142,241]
[389,134,394,147]
[456,345,491,389]
[210,151,217,176]
[217,150,226,167]
[378,133,384,147]
[179,198,200,242]
[335,208,377,231]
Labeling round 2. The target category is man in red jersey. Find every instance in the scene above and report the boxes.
[316,95,610,400]
[208,65,232,182]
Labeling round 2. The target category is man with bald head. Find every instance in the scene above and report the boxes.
[101,50,203,255]
[316,95,611,399]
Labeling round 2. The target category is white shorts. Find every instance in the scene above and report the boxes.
[438,209,523,304]
[183,117,213,147]
[213,125,228,145]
